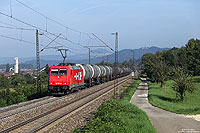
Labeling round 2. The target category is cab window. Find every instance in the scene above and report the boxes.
[51,68,67,75]
[59,69,67,75]
[51,69,59,75]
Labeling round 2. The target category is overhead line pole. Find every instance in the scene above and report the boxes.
[84,46,107,64]
[36,29,41,94]
[36,31,60,94]
[89,48,91,64]
[132,49,135,79]
[115,32,118,98]
[112,32,118,99]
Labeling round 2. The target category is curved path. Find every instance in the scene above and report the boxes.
[130,80,200,133]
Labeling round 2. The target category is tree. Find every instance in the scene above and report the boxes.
[172,67,195,101]
[0,74,11,89]
[10,75,26,88]
[142,51,169,87]
[141,53,155,79]
[152,60,168,87]
[177,46,188,69]
[96,60,112,67]
[6,63,10,73]
[24,74,34,84]
[120,61,132,68]
[185,39,200,76]
[162,48,179,66]
[45,64,50,74]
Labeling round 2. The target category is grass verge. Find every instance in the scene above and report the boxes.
[148,76,200,115]
[74,80,157,133]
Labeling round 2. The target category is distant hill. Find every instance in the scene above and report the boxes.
[0,46,170,68]
[0,48,111,64]
[23,46,170,68]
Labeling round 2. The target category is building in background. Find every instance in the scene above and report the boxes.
[14,57,18,74]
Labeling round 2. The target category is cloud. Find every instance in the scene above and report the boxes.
[65,8,79,15]
[78,4,108,14]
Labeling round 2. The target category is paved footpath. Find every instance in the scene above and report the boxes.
[130,80,200,133]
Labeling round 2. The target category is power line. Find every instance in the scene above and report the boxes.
[0,21,18,27]
[15,0,89,35]
[0,1,113,52]
[0,34,35,44]
[0,11,85,48]
[0,25,35,31]
[15,0,99,48]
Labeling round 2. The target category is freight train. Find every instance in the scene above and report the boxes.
[48,63,131,94]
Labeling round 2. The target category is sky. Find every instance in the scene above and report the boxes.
[0,0,200,57]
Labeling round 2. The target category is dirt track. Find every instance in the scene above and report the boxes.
[130,80,200,133]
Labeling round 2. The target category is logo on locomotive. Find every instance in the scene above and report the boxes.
[74,72,82,80]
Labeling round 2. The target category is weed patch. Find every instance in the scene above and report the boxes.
[74,80,156,133]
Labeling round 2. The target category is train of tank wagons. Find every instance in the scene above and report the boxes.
[48,63,132,94]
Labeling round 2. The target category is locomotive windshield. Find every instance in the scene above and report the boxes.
[59,69,67,75]
[51,68,67,75]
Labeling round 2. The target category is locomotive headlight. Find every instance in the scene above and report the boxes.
[63,83,66,84]
[51,83,54,85]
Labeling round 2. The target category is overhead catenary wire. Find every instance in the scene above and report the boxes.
[0,1,114,54]
[0,21,18,27]
[0,25,35,31]
[15,0,89,35]
[0,34,35,44]
[14,0,102,49]
[0,11,85,48]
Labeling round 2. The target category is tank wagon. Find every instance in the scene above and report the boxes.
[48,63,131,94]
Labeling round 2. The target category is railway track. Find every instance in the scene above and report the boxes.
[0,76,124,123]
[0,96,52,114]
[0,96,57,120]
[0,75,130,133]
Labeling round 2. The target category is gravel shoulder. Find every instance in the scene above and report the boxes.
[130,80,200,133]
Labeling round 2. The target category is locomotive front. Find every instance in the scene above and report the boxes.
[48,64,84,94]
[48,65,70,94]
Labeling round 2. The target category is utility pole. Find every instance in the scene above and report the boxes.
[132,49,135,79]
[84,46,107,64]
[35,31,60,94]
[112,32,118,98]
[107,55,109,62]
[36,29,41,94]
[88,47,91,64]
